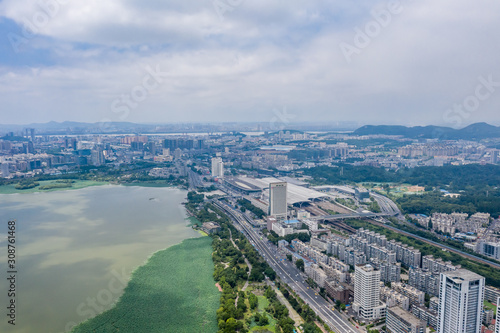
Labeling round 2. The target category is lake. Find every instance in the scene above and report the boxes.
[0,185,199,333]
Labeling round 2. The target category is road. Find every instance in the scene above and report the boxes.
[213,200,360,333]
[370,192,402,218]
[187,169,203,190]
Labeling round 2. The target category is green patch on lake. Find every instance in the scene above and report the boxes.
[0,179,107,194]
[72,236,219,333]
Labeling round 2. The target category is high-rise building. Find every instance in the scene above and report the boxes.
[130,141,144,151]
[91,148,105,166]
[174,148,182,160]
[269,182,287,221]
[1,163,10,178]
[24,128,35,141]
[437,269,485,333]
[387,306,426,333]
[495,297,500,333]
[147,142,157,155]
[211,157,224,178]
[353,264,386,321]
[163,138,203,151]
[491,149,498,164]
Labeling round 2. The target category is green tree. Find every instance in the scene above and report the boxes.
[248,293,258,310]
[295,259,305,272]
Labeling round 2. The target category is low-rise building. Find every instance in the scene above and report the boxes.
[412,305,438,329]
[387,306,426,333]
[392,282,424,308]
[201,222,221,234]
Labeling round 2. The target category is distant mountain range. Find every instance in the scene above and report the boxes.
[1,121,500,140]
[353,122,500,140]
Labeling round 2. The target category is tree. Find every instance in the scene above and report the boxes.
[286,254,292,261]
[225,318,238,333]
[295,259,305,272]
[265,267,276,281]
[248,293,258,310]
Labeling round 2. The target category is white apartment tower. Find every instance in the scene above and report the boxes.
[211,157,224,178]
[1,163,10,178]
[495,297,500,333]
[353,264,386,320]
[437,269,485,333]
[269,182,287,221]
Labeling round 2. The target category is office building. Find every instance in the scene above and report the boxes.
[437,269,485,333]
[353,264,386,321]
[269,182,287,220]
[387,306,426,333]
[211,157,224,178]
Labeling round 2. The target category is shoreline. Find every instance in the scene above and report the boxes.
[0,179,185,195]
[0,179,109,194]
[0,184,201,333]
[71,235,218,333]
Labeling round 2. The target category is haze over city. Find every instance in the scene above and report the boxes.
[1,0,500,126]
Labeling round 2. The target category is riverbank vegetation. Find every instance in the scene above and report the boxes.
[71,237,219,333]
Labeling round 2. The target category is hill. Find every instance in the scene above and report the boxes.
[353,122,500,140]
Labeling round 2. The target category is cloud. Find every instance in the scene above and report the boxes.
[0,0,499,126]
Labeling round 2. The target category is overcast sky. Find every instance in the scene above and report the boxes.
[0,0,499,127]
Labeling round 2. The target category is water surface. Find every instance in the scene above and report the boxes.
[0,185,198,333]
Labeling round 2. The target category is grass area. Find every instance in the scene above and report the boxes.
[0,180,107,194]
[257,295,270,311]
[197,230,209,237]
[71,237,219,333]
[187,216,202,227]
[121,181,175,188]
[484,300,497,312]
[249,296,276,333]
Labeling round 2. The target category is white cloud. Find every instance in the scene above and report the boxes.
[0,0,499,126]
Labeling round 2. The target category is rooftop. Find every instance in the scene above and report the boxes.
[388,306,424,325]
[444,269,484,282]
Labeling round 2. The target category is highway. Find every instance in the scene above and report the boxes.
[187,169,204,189]
[370,192,402,217]
[213,200,360,333]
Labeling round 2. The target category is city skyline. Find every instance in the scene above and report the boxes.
[1,1,500,126]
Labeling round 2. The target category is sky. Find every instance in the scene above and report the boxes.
[0,0,499,127]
